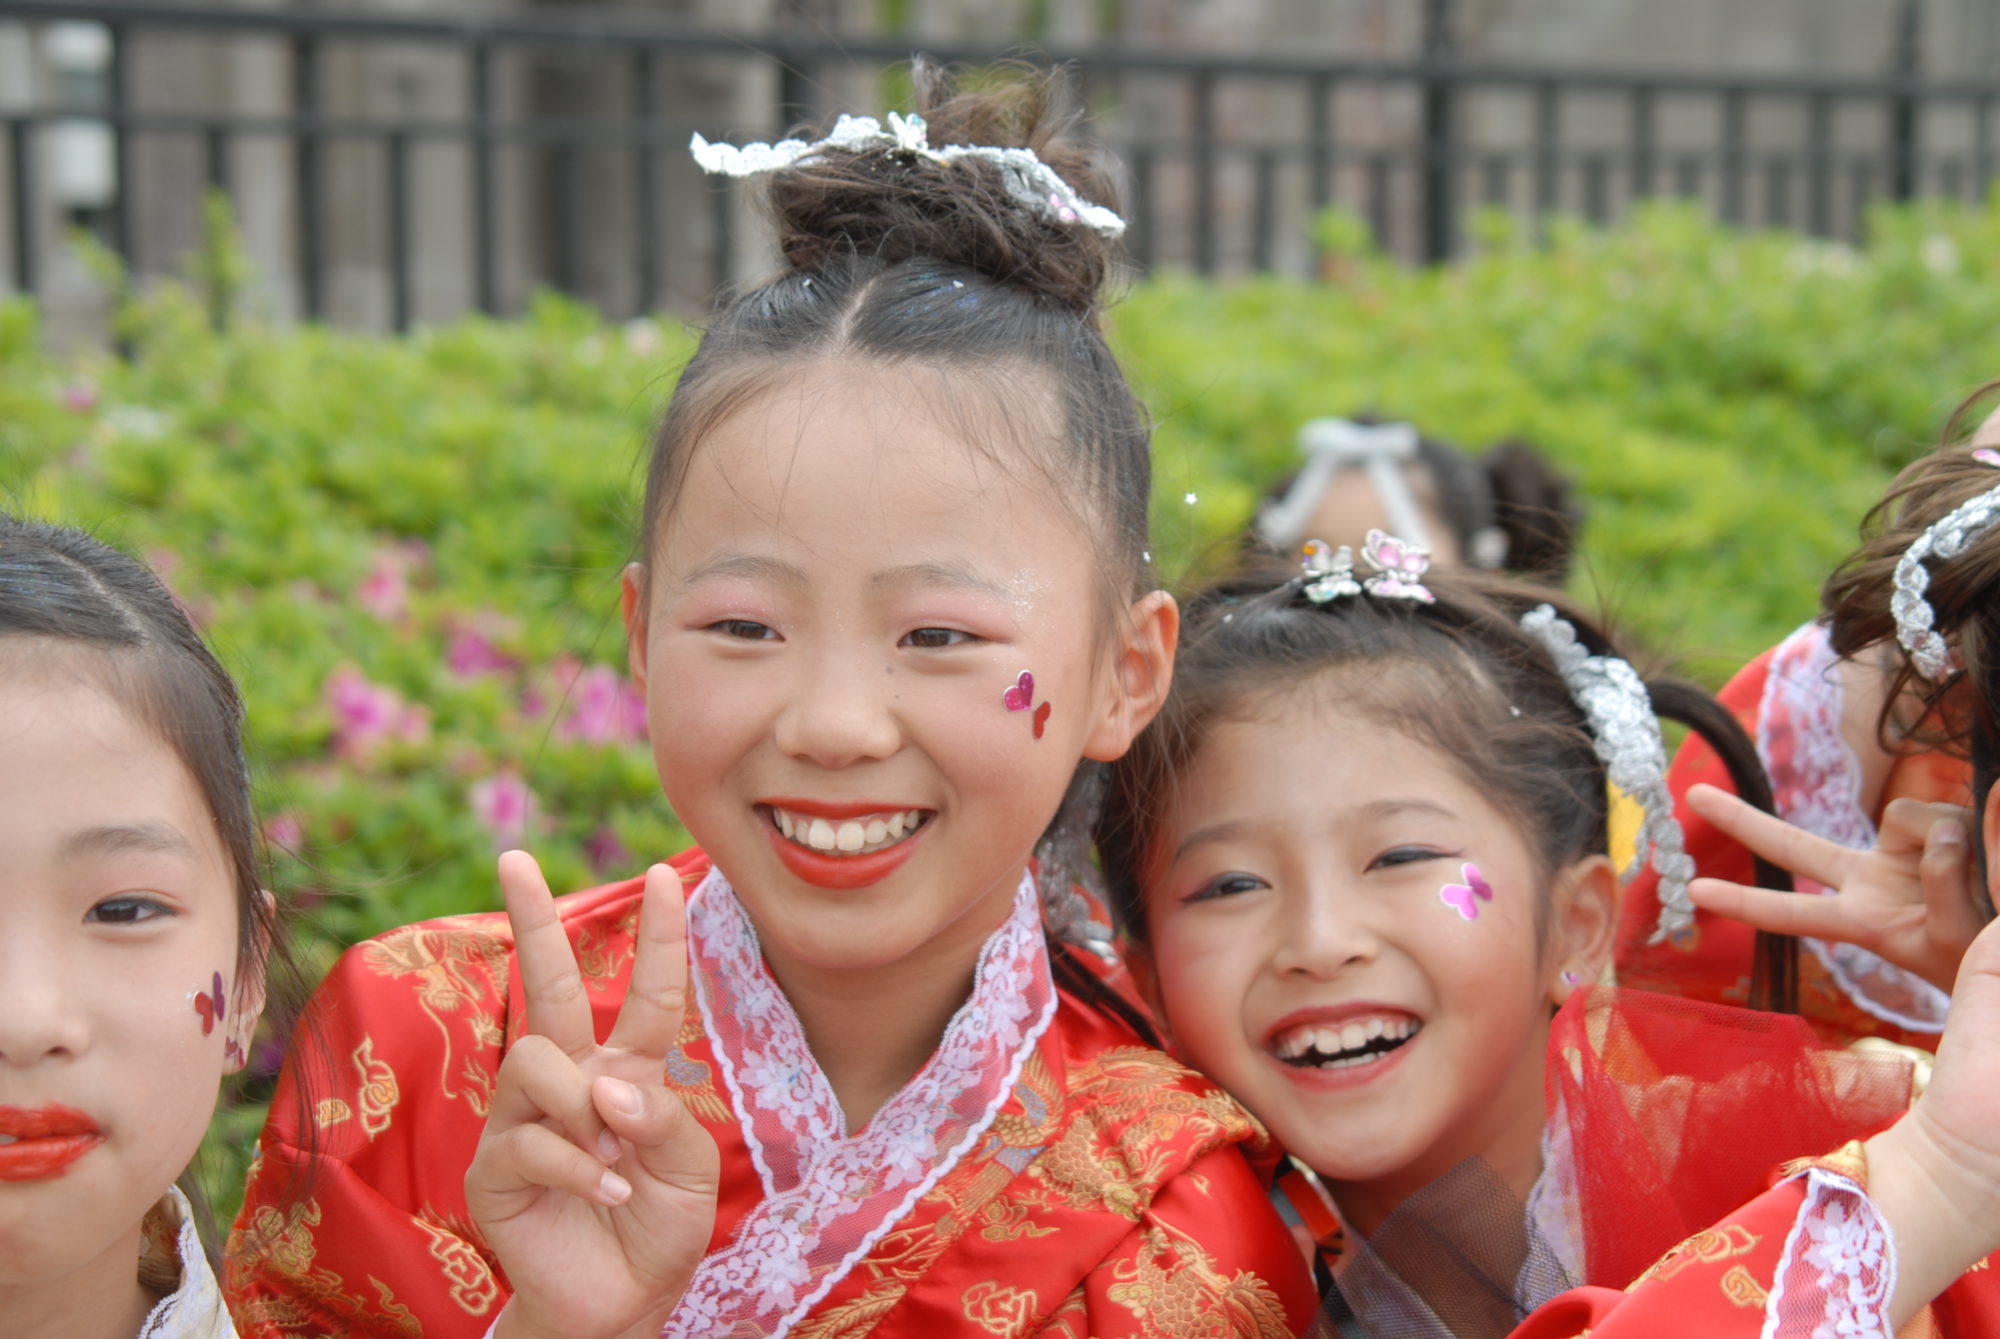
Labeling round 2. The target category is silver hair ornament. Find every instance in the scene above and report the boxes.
[1891,456,2000,681]
[1257,419,1429,553]
[1520,604,1696,944]
[689,111,1126,239]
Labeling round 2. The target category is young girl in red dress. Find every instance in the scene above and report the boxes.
[225,67,1314,1339]
[0,514,295,1338]
[1617,390,2000,1050]
[1096,533,2000,1338]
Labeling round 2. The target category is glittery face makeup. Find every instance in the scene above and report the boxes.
[1003,670,1052,739]
[1438,863,1494,921]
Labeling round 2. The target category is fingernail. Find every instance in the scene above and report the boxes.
[602,1077,642,1117]
[597,1129,621,1163]
[1936,821,1969,848]
[598,1170,632,1205]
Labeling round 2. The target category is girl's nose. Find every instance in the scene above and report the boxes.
[1269,883,1380,980]
[772,653,901,768]
[0,944,89,1067]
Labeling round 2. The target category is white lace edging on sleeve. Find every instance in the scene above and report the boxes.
[1760,1167,1896,1339]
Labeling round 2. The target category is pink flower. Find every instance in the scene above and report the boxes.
[558,664,648,744]
[61,382,97,414]
[326,665,430,761]
[144,547,212,629]
[262,811,305,852]
[447,630,516,679]
[356,551,410,622]
[470,772,539,850]
[585,825,632,874]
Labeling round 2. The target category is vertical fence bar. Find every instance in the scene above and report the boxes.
[710,178,732,298]
[1629,84,1655,199]
[1674,154,1700,199]
[1582,155,1608,222]
[205,125,229,195]
[1533,81,1558,232]
[1720,87,1746,225]
[1767,158,1791,227]
[1419,0,1457,262]
[1308,73,1333,213]
[1482,155,1508,206]
[107,21,134,269]
[294,33,323,320]
[551,140,579,296]
[1850,158,1872,242]
[9,119,34,300]
[1191,69,1217,274]
[387,130,410,332]
[1366,154,1392,252]
[1128,145,1155,270]
[1977,96,1993,201]
[470,39,497,315]
[1251,148,1275,272]
[1889,0,1920,199]
[631,47,658,316]
[1807,91,1832,235]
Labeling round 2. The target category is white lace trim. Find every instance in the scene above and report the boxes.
[137,1186,236,1338]
[1760,1167,1895,1339]
[1757,622,1950,1033]
[669,868,1057,1338]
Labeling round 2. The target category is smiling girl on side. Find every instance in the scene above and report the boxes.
[0,515,287,1339]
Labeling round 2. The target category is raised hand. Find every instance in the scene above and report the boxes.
[1868,913,2000,1325]
[1683,782,1985,995]
[466,852,720,1339]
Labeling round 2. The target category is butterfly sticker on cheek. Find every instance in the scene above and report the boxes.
[1439,863,1495,921]
[1002,670,1052,740]
[191,970,245,1063]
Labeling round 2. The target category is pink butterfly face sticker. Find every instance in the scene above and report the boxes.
[1362,529,1437,603]
[192,971,225,1036]
[1003,671,1035,712]
[1438,863,1495,921]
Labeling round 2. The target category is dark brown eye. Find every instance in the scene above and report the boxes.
[87,896,171,925]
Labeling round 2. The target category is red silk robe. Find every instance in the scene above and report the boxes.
[1616,622,1966,1050]
[225,848,1316,1337]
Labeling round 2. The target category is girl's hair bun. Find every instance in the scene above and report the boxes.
[763,59,1119,316]
[1484,439,1582,582]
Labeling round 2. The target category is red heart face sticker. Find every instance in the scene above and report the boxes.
[193,971,224,1035]
[1032,701,1051,739]
[1003,671,1035,712]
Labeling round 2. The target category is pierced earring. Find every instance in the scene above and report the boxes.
[1560,969,1583,987]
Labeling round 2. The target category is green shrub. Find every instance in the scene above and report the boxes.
[9,197,2000,1222]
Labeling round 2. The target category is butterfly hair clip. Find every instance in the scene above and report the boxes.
[1297,529,1435,605]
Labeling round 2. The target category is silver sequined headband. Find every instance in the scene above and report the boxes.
[1891,449,2000,681]
[690,111,1126,239]
[1519,604,1696,944]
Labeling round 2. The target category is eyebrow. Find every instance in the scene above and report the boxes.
[1168,797,1457,864]
[674,552,811,592]
[868,561,1012,601]
[1171,819,1247,864]
[57,822,197,862]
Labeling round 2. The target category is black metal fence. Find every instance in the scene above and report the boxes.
[0,0,1985,331]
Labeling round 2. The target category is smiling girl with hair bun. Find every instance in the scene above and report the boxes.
[228,61,1314,1339]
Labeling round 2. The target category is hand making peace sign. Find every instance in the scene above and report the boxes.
[466,852,720,1339]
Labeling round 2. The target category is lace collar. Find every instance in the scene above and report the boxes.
[1758,622,1949,1032]
[137,1186,235,1338]
[667,867,1057,1338]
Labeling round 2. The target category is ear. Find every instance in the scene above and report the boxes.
[621,563,651,694]
[1546,853,1619,1003]
[228,890,277,1073]
[1082,590,1179,763]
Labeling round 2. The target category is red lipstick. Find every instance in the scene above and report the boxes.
[760,801,932,890]
[0,1105,104,1181]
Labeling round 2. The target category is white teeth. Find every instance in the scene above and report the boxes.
[770,807,928,856]
[1271,1015,1422,1067]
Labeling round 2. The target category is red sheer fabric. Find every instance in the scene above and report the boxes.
[1551,987,1913,1291]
